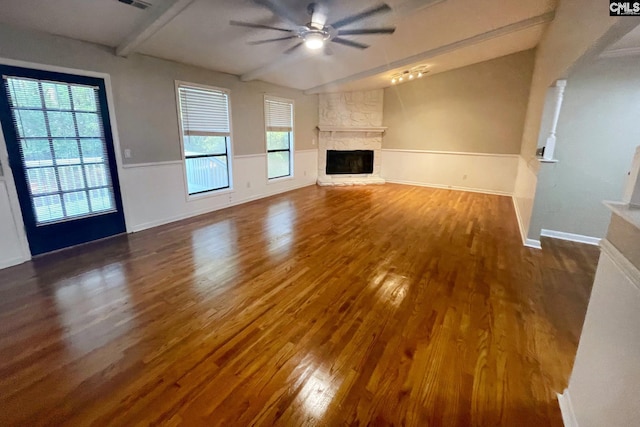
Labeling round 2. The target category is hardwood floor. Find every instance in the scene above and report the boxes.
[0,184,599,426]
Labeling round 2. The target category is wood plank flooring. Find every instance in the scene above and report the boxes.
[0,184,600,426]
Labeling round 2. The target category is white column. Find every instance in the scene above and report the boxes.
[623,146,640,207]
[543,79,567,161]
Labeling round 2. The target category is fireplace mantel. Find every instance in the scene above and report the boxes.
[317,126,387,133]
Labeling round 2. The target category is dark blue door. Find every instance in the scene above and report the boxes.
[0,65,126,256]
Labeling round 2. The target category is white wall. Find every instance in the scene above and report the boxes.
[122,151,317,232]
[513,156,540,247]
[0,180,28,269]
[381,150,518,196]
[560,239,640,427]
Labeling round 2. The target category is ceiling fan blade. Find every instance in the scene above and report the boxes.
[337,27,395,35]
[331,37,369,50]
[248,36,298,45]
[283,42,304,54]
[230,20,293,33]
[330,3,392,29]
[253,0,300,26]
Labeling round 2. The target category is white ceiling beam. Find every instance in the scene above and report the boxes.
[303,11,555,94]
[240,50,308,82]
[116,0,196,57]
[239,0,447,83]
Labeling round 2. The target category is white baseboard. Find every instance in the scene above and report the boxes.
[541,229,601,246]
[130,181,315,233]
[525,238,542,249]
[386,179,512,196]
[557,390,579,427]
[512,196,541,249]
[0,255,27,270]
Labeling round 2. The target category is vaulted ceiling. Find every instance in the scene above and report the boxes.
[0,0,557,93]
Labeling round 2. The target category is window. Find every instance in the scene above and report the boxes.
[177,83,232,195]
[265,96,293,179]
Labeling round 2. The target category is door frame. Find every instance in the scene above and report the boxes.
[0,57,132,263]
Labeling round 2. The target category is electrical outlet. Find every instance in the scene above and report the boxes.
[124,149,132,159]
[304,170,307,177]
[246,181,251,188]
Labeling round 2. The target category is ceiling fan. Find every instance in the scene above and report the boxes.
[230,1,396,54]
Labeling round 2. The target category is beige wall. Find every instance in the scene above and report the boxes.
[382,50,534,154]
[0,24,318,163]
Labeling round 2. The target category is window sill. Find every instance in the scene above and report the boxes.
[187,187,234,202]
[267,175,294,184]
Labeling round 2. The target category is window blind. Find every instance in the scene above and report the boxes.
[178,85,230,137]
[265,98,293,133]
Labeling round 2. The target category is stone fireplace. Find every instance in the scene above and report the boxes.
[317,90,386,186]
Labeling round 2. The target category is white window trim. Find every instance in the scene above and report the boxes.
[264,94,294,182]
[175,80,235,201]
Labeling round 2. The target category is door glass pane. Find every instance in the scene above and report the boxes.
[76,113,100,137]
[85,164,108,188]
[71,86,97,112]
[48,111,76,137]
[42,82,71,109]
[27,167,58,195]
[268,151,290,179]
[21,139,53,166]
[89,188,114,212]
[7,79,41,108]
[80,139,104,163]
[63,191,90,216]
[14,110,47,137]
[58,165,85,191]
[53,140,80,165]
[33,194,64,223]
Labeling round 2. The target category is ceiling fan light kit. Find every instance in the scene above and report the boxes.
[231,1,396,54]
[304,32,327,50]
